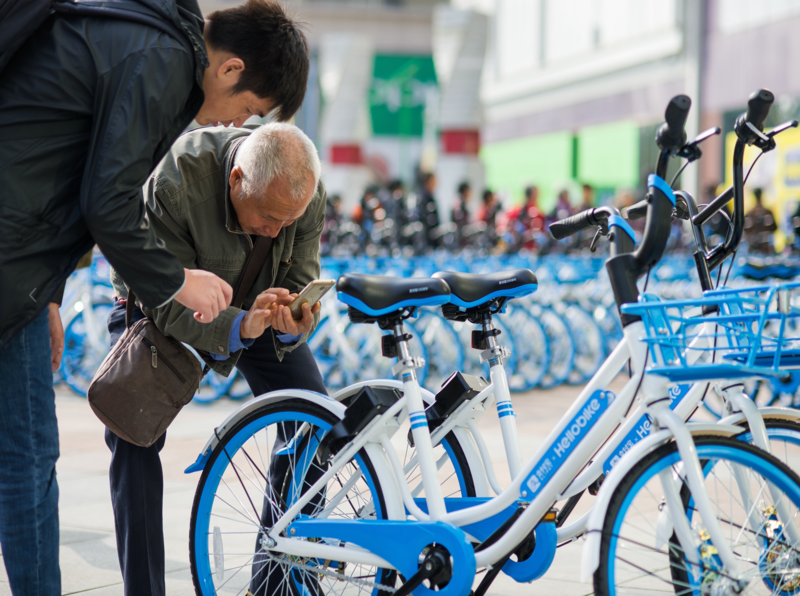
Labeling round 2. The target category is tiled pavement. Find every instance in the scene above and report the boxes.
[0,380,630,596]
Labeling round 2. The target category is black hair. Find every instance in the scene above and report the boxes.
[482,189,493,203]
[206,0,309,122]
[524,185,537,198]
[457,181,470,194]
[754,187,763,202]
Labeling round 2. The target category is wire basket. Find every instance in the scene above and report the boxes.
[620,282,800,383]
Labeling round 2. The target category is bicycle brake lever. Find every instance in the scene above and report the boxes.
[590,228,603,253]
[767,119,799,138]
[677,127,721,162]
[747,120,799,153]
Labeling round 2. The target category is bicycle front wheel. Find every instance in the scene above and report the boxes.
[595,436,800,596]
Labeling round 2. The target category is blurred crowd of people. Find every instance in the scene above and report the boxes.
[320,175,793,258]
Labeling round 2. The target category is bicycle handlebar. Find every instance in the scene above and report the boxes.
[624,193,689,222]
[746,89,774,131]
[692,185,734,227]
[549,208,609,240]
[659,95,691,150]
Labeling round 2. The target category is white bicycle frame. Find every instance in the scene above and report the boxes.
[261,319,775,583]
[411,308,800,543]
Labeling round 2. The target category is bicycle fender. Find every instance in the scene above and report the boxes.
[184,389,344,474]
[580,428,673,583]
[685,422,743,437]
[719,406,800,427]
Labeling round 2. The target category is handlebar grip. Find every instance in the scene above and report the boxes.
[664,95,691,139]
[624,199,648,221]
[745,89,774,130]
[549,210,597,240]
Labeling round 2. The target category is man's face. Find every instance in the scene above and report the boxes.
[230,167,314,238]
[195,55,274,127]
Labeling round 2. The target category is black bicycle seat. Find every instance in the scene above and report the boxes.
[337,274,451,316]
[432,269,538,308]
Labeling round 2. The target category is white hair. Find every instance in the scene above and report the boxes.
[234,123,321,203]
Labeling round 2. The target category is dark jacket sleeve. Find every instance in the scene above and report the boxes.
[79,45,192,309]
[139,182,245,358]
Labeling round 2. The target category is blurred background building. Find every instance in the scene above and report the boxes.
[197,0,800,247]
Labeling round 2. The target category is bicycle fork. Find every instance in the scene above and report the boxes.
[649,404,744,581]
[720,385,800,546]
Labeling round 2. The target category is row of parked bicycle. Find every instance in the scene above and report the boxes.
[56,250,800,407]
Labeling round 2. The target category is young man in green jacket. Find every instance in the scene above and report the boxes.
[0,1,309,593]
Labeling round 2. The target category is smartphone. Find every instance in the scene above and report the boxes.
[288,280,335,320]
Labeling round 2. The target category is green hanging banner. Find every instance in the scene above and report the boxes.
[369,54,437,137]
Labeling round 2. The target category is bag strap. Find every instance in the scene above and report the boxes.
[232,236,274,309]
[125,288,137,328]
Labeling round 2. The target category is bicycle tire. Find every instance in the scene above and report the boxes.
[560,302,605,385]
[61,301,114,397]
[414,309,464,392]
[529,303,575,389]
[594,436,800,596]
[504,303,550,392]
[189,397,392,596]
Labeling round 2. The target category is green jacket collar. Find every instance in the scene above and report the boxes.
[223,135,248,235]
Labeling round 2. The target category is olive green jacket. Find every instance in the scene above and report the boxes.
[111,126,325,376]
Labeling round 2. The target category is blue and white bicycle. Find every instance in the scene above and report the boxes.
[184,93,800,596]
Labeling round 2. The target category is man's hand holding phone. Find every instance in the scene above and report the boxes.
[272,297,321,336]
[239,288,291,339]
[240,281,333,340]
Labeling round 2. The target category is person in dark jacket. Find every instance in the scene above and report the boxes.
[0,1,310,594]
[744,187,778,254]
[417,172,441,248]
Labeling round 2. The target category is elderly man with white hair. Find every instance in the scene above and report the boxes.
[105,122,327,596]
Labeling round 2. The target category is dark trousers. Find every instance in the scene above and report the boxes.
[105,300,326,596]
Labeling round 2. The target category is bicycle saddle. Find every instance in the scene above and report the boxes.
[336,273,451,316]
[433,269,538,308]
[741,256,800,281]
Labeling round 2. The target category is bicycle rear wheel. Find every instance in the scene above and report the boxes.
[189,397,393,596]
[504,304,550,392]
[560,302,605,385]
[61,301,113,397]
[415,309,464,392]
[529,303,575,389]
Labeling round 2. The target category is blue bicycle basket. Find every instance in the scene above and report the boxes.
[620,282,800,383]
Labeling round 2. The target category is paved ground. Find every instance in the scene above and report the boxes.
[0,380,631,596]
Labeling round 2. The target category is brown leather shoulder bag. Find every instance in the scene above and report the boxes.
[87,236,273,447]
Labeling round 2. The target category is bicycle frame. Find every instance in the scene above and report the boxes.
[259,317,765,581]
